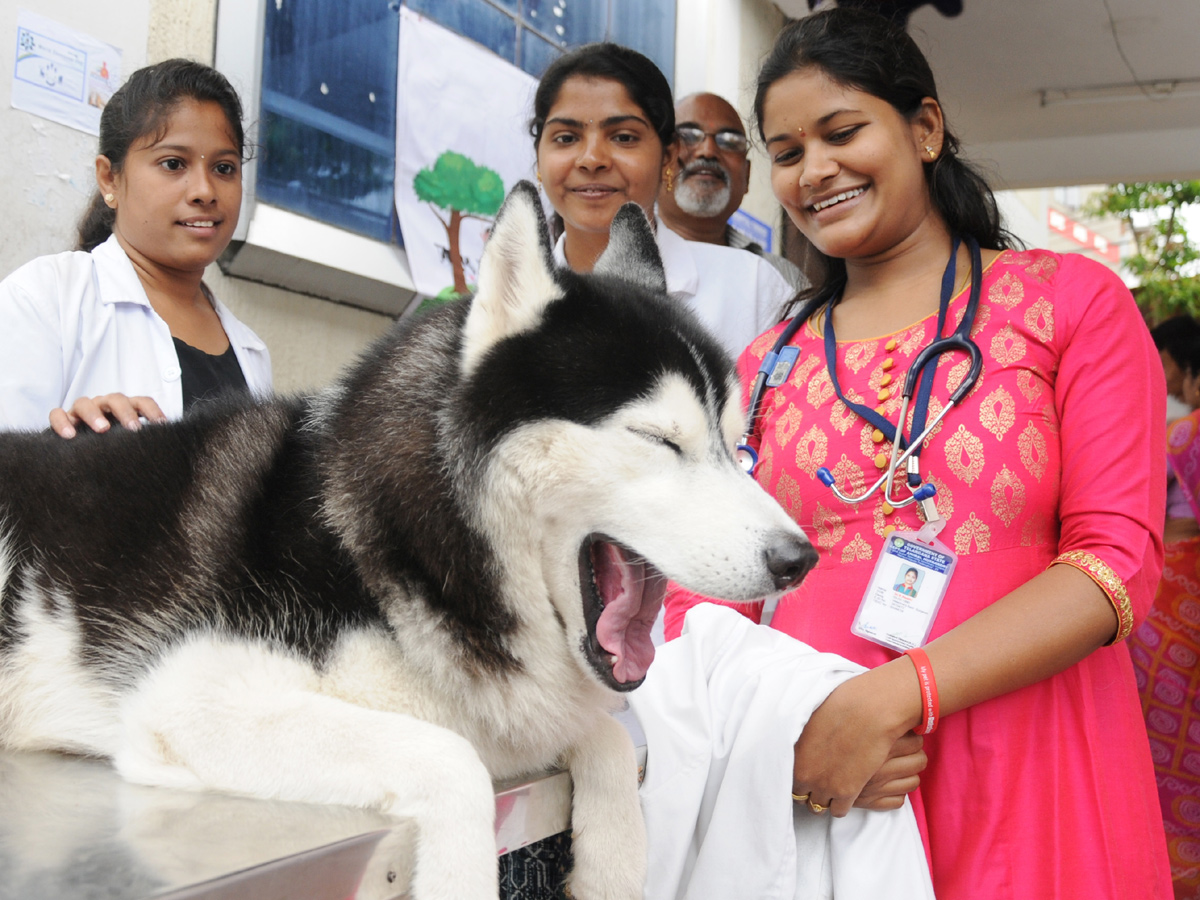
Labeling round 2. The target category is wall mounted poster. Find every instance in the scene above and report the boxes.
[395,6,538,302]
[12,8,121,136]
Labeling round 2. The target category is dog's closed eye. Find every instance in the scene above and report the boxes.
[628,427,683,456]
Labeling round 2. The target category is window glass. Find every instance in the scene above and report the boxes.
[258,1,675,244]
[610,2,675,87]
[259,0,399,241]
[524,0,606,48]
[405,0,517,61]
[519,28,561,78]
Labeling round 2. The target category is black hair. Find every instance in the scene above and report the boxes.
[529,43,675,153]
[753,8,1017,320]
[76,59,246,252]
[1151,315,1200,363]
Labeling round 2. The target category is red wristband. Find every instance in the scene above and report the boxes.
[904,647,939,735]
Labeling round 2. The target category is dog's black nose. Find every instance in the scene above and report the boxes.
[765,534,819,590]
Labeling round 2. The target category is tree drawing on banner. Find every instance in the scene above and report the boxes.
[413,151,506,299]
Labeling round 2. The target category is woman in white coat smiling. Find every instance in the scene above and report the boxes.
[529,42,796,358]
[0,59,271,436]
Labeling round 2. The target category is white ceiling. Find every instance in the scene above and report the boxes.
[770,0,1200,188]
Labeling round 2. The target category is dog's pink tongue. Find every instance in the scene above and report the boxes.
[593,542,665,684]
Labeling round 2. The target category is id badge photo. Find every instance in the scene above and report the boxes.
[852,530,957,652]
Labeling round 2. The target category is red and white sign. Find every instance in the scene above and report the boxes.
[1048,209,1119,261]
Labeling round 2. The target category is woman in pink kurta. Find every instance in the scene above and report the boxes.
[665,8,1171,898]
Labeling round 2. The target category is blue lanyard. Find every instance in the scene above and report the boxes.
[821,237,979,471]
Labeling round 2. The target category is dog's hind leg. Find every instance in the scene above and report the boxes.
[561,711,646,900]
[114,640,498,900]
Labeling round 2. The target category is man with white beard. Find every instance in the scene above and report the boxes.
[658,92,806,290]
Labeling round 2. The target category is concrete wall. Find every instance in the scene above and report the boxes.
[673,0,790,250]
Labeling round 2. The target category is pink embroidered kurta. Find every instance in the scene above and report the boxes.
[664,249,1172,899]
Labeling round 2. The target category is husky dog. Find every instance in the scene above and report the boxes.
[0,183,816,900]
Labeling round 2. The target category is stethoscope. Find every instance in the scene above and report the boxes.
[736,237,984,521]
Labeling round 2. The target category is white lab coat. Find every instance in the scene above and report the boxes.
[630,604,935,900]
[0,235,272,432]
[553,220,796,358]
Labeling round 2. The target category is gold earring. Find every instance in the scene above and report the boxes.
[925,146,937,160]
[664,167,675,193]
[104,193,114,204]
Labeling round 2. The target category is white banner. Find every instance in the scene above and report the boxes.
[11,9,121,136]
[395,7,539,300]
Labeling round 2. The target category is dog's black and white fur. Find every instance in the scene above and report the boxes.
[0,183,815,899]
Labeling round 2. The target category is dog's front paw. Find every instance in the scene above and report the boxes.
[564,826,646,900]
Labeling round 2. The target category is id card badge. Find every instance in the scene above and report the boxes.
[851,530,957,652]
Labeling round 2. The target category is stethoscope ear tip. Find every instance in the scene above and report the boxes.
[736,444,758,474]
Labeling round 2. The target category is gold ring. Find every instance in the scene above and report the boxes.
[791,792,810,803]
[807,799,829,813]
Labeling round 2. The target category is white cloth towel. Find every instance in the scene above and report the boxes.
[629,604,935,900]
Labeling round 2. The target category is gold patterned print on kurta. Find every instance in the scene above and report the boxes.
[775,402,804,448]
[905,395,945,444]
[954,512,992,554]
[795,424,828,477]
[830,395,859,436]
[980,386,1017,440]
[990,324,1028,367]
[953,300,991,338]
[898,324,927,357]
[944,423,986,484]
[990,464,1027,528]
[1018,421,1048,481]
[1017,368,1045,402]
[859,422,878,459]
[945,358,988,401]
[844,341,877,373]
[1052,549,1134,642]
[1041,402,1061,435]
[871,496,888,537]
[813,502,846,550]
[1024,253,1059,283]
[775,470,803,516]
[750,330,777,359]
[841,533,873,563]
[807,367,835,408]
[1024,298,1054,343]
[789,352,821,390]
[1020,511,1053,548]
[831,453,866,504]
[988,271,1025,310]
[757,442,774,486]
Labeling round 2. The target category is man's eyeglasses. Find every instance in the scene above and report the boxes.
[675,126,749,155]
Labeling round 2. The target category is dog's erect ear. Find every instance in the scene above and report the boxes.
[461,181,563,377]
[593,202,667,294]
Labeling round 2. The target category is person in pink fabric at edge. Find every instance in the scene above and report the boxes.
[663,9,1171,899]
[1131,329,1200,899]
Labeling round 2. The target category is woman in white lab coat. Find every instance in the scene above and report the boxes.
[529,43,796,359]
[0,58,271,436]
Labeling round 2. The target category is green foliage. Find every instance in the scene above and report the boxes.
[1086,181,1200,322]
[413,151,505,217]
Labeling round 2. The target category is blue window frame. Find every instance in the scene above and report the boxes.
[257,0,676,244]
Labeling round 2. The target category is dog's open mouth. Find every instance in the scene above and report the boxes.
[578,534,666,691]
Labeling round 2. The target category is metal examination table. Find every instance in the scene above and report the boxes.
[0,709,645,900]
